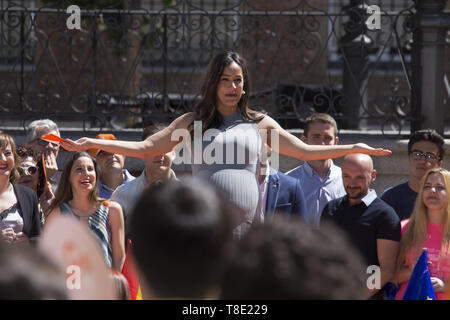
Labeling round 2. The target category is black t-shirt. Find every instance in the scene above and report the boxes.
[321,195,401,266]
[380,182,417,221]
[321,195,401,300]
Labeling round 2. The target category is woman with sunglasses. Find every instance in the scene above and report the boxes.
[16,147,54,225]
[0,133,41,245]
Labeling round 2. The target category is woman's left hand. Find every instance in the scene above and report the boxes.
[430,277,446,292]
[354,143,392,156]
[13,232,29,245]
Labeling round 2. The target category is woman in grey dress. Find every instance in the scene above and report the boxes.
[61,51,391,236]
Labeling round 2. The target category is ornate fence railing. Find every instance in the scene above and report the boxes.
[0,0,449,135]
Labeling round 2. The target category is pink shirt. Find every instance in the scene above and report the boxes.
[395,219,450,300]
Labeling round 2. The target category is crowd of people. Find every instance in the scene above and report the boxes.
[0,51,449,300]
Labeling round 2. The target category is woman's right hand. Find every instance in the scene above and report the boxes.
[42,150,58,179]
[60,138,92,152]
[1,228,15,244]
[353,143,392,156]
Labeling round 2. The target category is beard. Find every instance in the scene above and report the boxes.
[345,187,366,200]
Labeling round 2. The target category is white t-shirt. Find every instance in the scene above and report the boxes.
[0,203,24,233]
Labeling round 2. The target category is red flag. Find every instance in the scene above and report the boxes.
[121,239,141,300]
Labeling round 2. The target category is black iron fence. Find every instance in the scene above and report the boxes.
[0,0,449,135]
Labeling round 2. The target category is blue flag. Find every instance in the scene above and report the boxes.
[403,250,436,300]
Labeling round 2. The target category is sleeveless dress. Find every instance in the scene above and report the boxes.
[59,202,113,268]
[191,112,263,237]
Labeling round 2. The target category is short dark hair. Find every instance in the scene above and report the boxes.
[303,113,338,138]
[408,129,445,160]
[142,123,167,141]
[16,146,36,160]
[0,243,67,299]
[129,179,234,299]
[220,217,367,299]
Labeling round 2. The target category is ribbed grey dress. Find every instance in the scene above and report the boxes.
[191,112,262,237]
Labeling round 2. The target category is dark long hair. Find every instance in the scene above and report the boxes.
[46,152,103,218]
[190,51,264,134]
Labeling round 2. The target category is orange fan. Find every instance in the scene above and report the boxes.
[41,133,65,144]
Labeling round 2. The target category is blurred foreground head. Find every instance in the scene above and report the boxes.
[129,178,234,299]
[0,242,67,299]
[220,217,367,299]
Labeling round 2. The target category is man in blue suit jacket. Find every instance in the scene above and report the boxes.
[258,163,307,221]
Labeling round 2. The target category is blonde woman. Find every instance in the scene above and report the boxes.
[394,168,450,300]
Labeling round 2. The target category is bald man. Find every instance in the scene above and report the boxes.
[320,154,400,300]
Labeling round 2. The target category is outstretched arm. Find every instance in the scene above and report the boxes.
[258,115,391,161]
[60,113,195,159]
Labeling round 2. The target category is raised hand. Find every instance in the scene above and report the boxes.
[42,150,58,179]
[39,180,55,214]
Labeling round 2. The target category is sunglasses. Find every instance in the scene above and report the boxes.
[18,165,38,175]
[31,138,59,148]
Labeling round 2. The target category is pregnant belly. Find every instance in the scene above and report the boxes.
[208,169,259,221]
